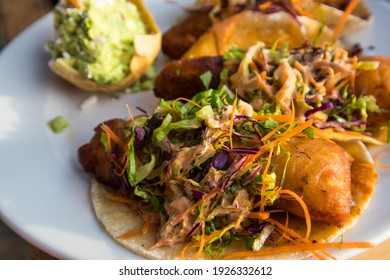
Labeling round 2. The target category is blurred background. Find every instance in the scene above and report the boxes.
[0,0,56,260]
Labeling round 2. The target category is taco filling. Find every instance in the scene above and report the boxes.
[156,43,385,143]
[78,43,380,258]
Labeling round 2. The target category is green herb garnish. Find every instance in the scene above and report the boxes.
[47,116,69,134]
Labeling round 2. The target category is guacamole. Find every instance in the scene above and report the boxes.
[50,0,149,85]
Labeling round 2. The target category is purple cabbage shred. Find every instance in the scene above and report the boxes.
[211,151,230,170]
[304,102,334,118]
[192,190,206,200]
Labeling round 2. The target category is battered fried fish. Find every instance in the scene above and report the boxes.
[355,56,390,126]
[271,137,353,226]
[162,10,213,59]
[154,56,224,100]
[78,119,128,187]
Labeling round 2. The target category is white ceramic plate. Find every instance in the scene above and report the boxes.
[0,0,389,260]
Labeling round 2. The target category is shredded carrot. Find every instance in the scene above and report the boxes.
[181,222,236,259]
[263,210,290,242]
[100,123,129,172]
[266,217,310,243]
[277,189,311,240]
[105,194,138,206]
[252,114,292,122]
[113,159,128,177]
[261,71,267,81]
[282,100,296,136]
[246,212,270,220]
[331,0,361,42]
[349,56,358,91]
[257,101,297,145]
[275,118,313,143]
[117,215,154,240]
[268,214,336,260]
[244,119,313,170]
[258,1,273,10]
[290,1,314,18]
[279,231,327,260]
[260,145,274,212]
[329,76,351,94]
[171,97,202,121]
[172,97,202,111]
[252,67,273,96]
[308,71,324,89]
[374,147,390,169]
[261,122,291,143]
[66,0,84,9]
[266,216,339,260]
[223,241,374,259]
[234,214,245,229]
[294,60,308,83]
[125,104,134,122]
[100,123,127,151]
[194,223,206,260]
[350,71,356,91]
[316,247,338,260]
[229,95,238,149]
[142,215,153,234]
[180,240,195,260]
[117,229,143,240]
[170,188,222,227]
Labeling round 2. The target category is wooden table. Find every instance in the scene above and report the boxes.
[1,0,389,260]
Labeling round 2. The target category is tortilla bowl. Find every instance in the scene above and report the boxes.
[90,139,376,260]
[49,0,161,92]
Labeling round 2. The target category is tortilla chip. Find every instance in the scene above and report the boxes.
[90,139,377,260]
[49,0,161,92]
[182,10,335,58]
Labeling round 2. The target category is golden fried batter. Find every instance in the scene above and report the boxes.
[162,11,212,59]
[78,119,128,186]
[355,56,390,126]
[154,56,224,100]
[271,137,353,226]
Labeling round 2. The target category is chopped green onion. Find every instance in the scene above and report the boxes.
[200,70,212,89]
[127,134,137,186]
[355,61,380,71]
[47,116,69,134]
[100,132,108,151]
[387,120,390,144]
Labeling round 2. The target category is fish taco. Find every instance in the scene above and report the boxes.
[87,127,377,260]
[79,70,379,259]
[162,0,372,59]
[182,7,335,58]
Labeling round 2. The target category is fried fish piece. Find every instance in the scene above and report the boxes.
[271,137,353,226]
[78,119,128,187]
[154,56,224,100]
[355,56,390,126]
[162,10,213,59]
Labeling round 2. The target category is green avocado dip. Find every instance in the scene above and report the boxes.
[49,0,149,85]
